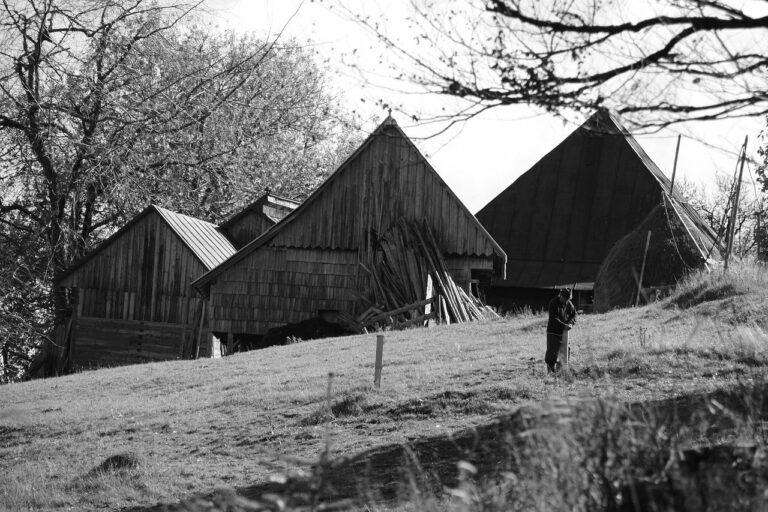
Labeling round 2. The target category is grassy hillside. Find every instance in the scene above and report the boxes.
[1,262,767,511]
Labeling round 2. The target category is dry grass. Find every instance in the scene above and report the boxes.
[1,263,767,511]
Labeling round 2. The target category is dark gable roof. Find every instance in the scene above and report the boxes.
[55,205,236,284]
[477,109,721,288]
[599,111,721,258]
[193,116,506,291]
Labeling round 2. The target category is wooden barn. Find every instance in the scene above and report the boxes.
[54,205,236,367]
[192,116,506,350]
[219,190,299,248]
[476,109,720,312]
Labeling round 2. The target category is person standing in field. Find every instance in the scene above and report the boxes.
[545,288,577,373]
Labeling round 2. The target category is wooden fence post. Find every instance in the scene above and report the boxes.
[374,334,384,388]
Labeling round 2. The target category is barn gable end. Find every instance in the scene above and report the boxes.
[193,117,505,346]
[195,116,505,291]
[55,206,236,367]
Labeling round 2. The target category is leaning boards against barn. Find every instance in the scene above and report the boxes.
[193,116,506,350]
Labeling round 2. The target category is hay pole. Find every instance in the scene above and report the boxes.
[669,134,681,196]
[725,135,748,270]
[635,231,652,306]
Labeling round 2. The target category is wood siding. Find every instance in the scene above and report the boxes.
[59,211,205,365]
[73,317,185,366]
[269,124,498,257]
[208,248,482,336]
[201,118,503,338]
[209,247,358,334]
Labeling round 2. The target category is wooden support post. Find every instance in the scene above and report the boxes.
[559,328,570,371]
[66,288,79,371]
[226,332,233,356]
[194,301,206,359]
[635,231,652,306]
[374,334,384,388]
[424,275,433,324]
[725,135,748,270]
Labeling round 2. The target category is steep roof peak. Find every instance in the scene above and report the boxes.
[55,204,236,284]
[582,108,624,135]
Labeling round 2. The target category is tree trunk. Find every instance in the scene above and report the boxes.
[1,341,9,382]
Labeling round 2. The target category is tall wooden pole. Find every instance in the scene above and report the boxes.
[635,231,652,306]
[670,134,681,196]
[725,135,748,270]
[758,209,763,261]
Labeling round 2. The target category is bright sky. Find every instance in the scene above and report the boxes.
[205,0,765,213]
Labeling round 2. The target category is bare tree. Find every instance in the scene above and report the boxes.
[333,0,768,131]
[678,174,762,259]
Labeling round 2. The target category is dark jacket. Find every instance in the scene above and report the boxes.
[547,297,576,336]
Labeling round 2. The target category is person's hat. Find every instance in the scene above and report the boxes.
[559,288,571,297]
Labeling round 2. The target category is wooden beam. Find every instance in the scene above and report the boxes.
[360,298,435,327]
[669,134,681,195]
[193,300,206,359]
[374,335,384,388]
[635,231,652,306]
[725,135,748,270]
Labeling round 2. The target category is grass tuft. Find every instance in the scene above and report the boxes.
[90,453,140,475]
[669,260,768,309]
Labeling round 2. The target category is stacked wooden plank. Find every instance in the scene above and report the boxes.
[352,218,497,332]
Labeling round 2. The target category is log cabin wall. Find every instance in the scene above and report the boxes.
[58,211,209,366]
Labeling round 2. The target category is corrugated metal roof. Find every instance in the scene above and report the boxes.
[155,206,236,270]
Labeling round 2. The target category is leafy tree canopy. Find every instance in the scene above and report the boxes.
[0,0,361,381]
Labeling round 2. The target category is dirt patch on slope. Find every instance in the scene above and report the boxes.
[299,386,531,427]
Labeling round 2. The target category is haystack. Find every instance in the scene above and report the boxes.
[594,197,706,312]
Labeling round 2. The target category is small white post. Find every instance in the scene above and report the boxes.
[374,334,384,388]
